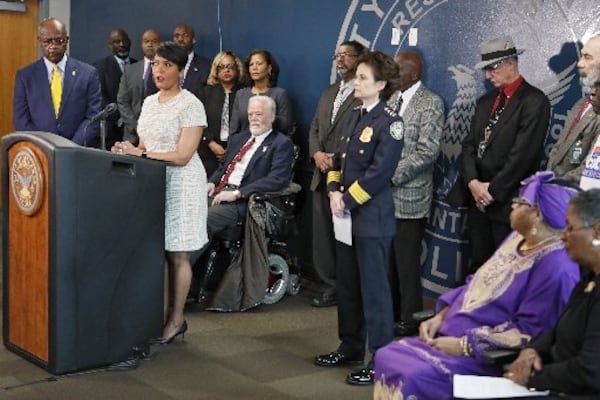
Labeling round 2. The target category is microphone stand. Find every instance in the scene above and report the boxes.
[100,119,107,150]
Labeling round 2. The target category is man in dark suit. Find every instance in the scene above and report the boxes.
[206,95,295,238]
[173,23,211,97]
[547,34,600,181]
[117,28,161,145]
[308,40,365,307]
[13,17,102,146]
[460,35,550,272]
[388,52,444,336]
[93,28,136,149]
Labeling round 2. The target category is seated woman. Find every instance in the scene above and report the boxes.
[505,188,600,398]
[374,172,581,399]
[199,51,246,177]
[229,49,294,135]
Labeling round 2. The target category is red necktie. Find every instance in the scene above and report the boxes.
[214,137,256,193]
[568,96,592,136]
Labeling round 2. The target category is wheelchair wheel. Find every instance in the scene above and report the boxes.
[262,254,290,305]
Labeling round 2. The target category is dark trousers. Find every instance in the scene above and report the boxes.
[206,201,242,238]
[389,218,426,323]
[336,236,394,358]
[467,205,511,274]
[311,185,336,296]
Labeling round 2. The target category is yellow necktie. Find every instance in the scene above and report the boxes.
[51,65,62,117]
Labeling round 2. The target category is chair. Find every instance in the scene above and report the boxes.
[191,182,302,310]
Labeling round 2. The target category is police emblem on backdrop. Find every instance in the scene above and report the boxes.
[335,0,594,295]
[359,126,373,143]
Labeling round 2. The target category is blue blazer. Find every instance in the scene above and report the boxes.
[328,102,404,238]
[13,57,103,146]
[182,53,211,98]
[210,129,295,213]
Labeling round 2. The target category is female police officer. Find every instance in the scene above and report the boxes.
[314,51,404,386]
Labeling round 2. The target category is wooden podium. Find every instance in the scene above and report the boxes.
[2,132,165,374]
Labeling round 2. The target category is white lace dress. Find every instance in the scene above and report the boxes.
[137,89,208,251]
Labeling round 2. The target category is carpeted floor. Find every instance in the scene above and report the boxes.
[1,288,374,400]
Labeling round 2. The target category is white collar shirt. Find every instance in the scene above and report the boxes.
[43,55,67,84]
[399,80,421,116]
[228,130,272,186]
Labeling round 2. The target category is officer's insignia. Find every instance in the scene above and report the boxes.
[390,121,404,141]
[359,127,373,143]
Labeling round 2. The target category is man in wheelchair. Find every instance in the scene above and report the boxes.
[192,95,297,311]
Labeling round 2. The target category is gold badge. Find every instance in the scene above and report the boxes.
[10,147,44,216]
[359,127,373,143]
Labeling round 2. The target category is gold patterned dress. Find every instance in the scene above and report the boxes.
[374,231,580,400]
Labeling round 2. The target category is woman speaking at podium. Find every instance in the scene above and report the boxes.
[112,42,208,344]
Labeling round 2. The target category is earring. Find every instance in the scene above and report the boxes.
[592,239,600,247]
[530,226,538,236]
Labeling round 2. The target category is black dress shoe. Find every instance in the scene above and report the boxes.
[394,321,418,337]
[311,293,336,307]
[346,367,375,385]
[314,351,363,367]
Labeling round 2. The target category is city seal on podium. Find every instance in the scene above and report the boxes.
[11,147,44,216]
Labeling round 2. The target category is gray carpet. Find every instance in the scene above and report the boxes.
[1,290,374,400]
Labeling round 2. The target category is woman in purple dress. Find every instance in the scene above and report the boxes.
[373,172,581,400]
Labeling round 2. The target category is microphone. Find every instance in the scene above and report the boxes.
[89,103,118,123]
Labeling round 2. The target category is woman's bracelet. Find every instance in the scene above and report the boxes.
[460,336,473,357]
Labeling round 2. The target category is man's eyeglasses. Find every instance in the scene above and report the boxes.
[483,59,505,72]
[332,52,358,60]
[217,64,236,71]
[40,37,68,46]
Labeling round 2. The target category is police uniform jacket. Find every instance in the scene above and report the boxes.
[327,101,404,238]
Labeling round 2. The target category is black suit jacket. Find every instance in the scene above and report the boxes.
[182,53,211,97]
[527,271,600,396]
[198,82,245,176]
[461,79,550,220]
[93,55,137,146]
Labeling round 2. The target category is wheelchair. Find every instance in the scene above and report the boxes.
[191,182,302,310]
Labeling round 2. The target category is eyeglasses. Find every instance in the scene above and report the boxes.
[217,64,236,71]
[332,52,359,60]
[483,59,505,72]
[511,198,532,207]
[565,223,596,234]
[40,37,68,46]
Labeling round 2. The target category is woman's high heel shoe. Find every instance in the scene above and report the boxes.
[151,320,188,345]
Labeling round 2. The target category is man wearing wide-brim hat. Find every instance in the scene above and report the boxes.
[456,34,551,274]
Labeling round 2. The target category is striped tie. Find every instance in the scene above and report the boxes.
[51,64,62,117]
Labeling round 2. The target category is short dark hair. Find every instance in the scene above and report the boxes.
[570,188,600,226]
[355,51,400,101]
[246,49,279,87]
[155,41,188,70]
[340,40,366,56]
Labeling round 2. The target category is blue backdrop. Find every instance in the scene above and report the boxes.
[69,0,600,297]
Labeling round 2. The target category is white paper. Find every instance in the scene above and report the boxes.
[453,375,550,399]
[409,28,418,46]
[391,27,400,45]
[332,212,352,246]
